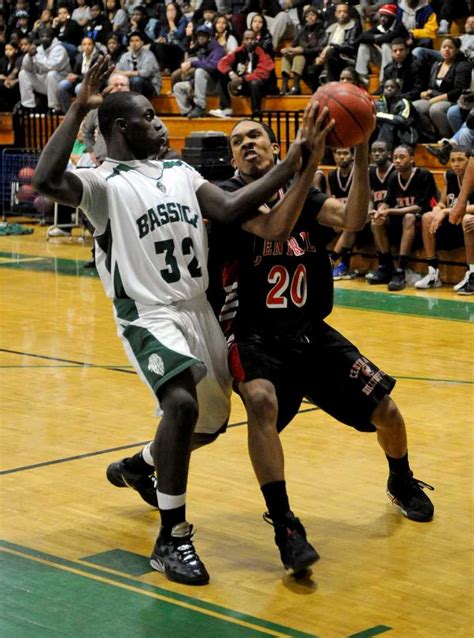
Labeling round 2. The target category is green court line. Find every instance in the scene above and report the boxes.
[82,549,153,576]
[0,540,318,638]
[347,627,392,638]
[2,251,473,322]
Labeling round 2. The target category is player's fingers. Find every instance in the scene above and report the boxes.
[318,117,335,140]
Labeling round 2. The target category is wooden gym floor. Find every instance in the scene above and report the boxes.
[1,229,473,638]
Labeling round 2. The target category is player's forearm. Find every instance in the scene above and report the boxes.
[342,142,370,231]
[389,205,421,216]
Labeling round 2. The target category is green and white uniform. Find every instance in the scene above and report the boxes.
[75,158,231,434]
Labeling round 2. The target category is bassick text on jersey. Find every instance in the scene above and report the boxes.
[136,201,199,239]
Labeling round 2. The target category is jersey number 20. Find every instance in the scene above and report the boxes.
[155,238,202,283]
[266,264,307,308]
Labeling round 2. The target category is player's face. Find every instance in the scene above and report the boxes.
[333,148,353,169]
[449,152,468,176]
[393,149,412,172]
[230,121,279,179]
[371,142,390,166]
[120,95,164,158]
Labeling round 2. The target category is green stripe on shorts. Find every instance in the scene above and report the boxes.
[123,324,199,394]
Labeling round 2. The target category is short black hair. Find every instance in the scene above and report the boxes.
[394,144,414,156]
[230,118,278,144]
[98,91,142,142]
[450,145,471,158]
[371,139,392,152]
[391,37,407,47]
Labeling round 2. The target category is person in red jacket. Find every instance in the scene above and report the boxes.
[214,29,277,116]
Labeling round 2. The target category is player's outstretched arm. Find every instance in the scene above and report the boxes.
[450,157,474,225]
[33,57,112,207]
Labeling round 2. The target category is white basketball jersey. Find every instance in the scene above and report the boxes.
[76,159,209,314]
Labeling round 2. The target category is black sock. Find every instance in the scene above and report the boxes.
[341,246,352,269]
[261,481,291,522]
[378,252,392,269]
[160,505,186,538]
[427,257,439,269]
[330,251,340,263]
[386,452,411,476]
[399,255,409,270]
[124,452,153,475]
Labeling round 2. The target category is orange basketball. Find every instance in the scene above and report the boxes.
[313,82,375,148]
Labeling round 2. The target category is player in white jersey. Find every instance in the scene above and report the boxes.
[33,57,328,586]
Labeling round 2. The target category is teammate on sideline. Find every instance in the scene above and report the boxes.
[109,118,435,578]
[33,57,330,586]
[327,147,355,280]
[449,156,474,295]
[415,146,474,293]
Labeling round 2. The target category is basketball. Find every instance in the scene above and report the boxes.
[17,184,36,202]
[18,166,35,183]
[313,82,375,148]
[34,195,54,215]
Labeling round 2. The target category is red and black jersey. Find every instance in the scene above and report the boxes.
[369,163,395,208]
[207,176,335,341]
[384,167,439,213]
[445,169,474,208]
[327,166,353,204]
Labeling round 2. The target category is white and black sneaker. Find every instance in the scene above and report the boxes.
[150,522,209,585]
[415,266,442,289]
[454,271,474,295]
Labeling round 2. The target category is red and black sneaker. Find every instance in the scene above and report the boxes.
[387,471,434,522]
[263,512,320,576]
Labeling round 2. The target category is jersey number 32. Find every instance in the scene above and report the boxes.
[155,238,202,283]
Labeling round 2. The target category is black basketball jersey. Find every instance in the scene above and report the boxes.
[207,176,335,340]
[384,167,439,213]
[445,169,474,208]
[370,163,395,208]
[327,166,354,204]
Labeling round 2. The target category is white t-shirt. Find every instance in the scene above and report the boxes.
[75,158,209,308]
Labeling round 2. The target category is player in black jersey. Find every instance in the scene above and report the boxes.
[415,147,474,293]
[368,144,439,291]
[369,140,395,209]
[327,148,356,279]
[450,156,474,294]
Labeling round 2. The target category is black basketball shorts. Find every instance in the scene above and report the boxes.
[228,322,396,433]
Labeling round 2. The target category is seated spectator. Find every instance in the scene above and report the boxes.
[378,37,424,102]
[53,4,86,59]
[216,28,276,115]
[32,10,54,38]
[194,0,218,32]
[7,9,30,43]
[104,0,130,42]
[413,37,471,141]
[375,78,419,147]
[127,5,159,43]
[413,15,474,71]
[250,13,274,58]
[213,14,238,54]
[105,33,127,64]
[280,5,324,94]
[246,0,295,50]
[367,144,438,291]
[224,0,249,43]
[431,0,470,36]
[397,0,438,50]
[71,0,92,28]
[427,104,474,165]
[57,36,99,112]
[313,1,362,84]
[339,64,363,85]
[415,146,474,292]
[311,0,361,29]
[18,26,71,112]
[116,31,162,97]
[0,40,21,110]
[84,3,113,47]
[173,24,224,117]
[355,3,408,84]
[150,2,187,73]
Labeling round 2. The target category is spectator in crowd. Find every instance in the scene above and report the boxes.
[397,0,438,49]
[339,64,363,85]
[71,0,92,27]
[378,37,424,102]
[368,144,438,291]
[375,78,419,147]
[415,146,474,292]
[327,146,355,279]
[311,0,361,29]
[246,0,295,50]
[222,0,248,43]
[216,28,277,115]
[250,13,274,58]
[104,0,130,41]
[116,30,161,97]
[18,26,71,112]
[173,24,224,117]
[431,0,470,36]
[7,8,30,42]
[105,33,127,64]
[212,14,238,54]
[413,37,471,141]
[313,1,362,83]
[57,36,100,112]
[280,5,324,94]
[32,9,54,38]
[195,0,218,32]
[127,5,160,42]
[413,14,474,70]
[150,2,187,73]
[84,3,113,47]
[427,105,474,166]
[355,3,408,85]
[0,39,21,109]
[53,4,84,59]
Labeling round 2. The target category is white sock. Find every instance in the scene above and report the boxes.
[157,492,186,510]
[469,264,474,273]
[142,442,154,467]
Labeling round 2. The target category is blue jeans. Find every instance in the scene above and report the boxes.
[447,104,468,134]
[412,48,441,67]
[452,122,473,146]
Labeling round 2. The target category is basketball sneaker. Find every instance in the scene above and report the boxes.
[263,512,320,576]
[150,522,209,585]
[106,458,158,508]
[415,266,442,289]
[332,263,355,280]
[387,471,434,522]
[366,266,392,285]
[455,272,474,296]
[388,268,406,291]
